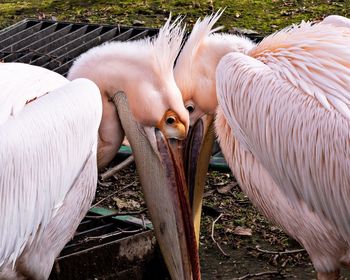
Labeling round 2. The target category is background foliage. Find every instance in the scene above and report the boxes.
[1,0,349,35]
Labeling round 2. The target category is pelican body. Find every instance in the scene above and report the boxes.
[68,17,200,280]
[0,63,102,279]
[175,12,350,279]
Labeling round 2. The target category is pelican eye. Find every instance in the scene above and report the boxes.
[186,104,195,113]
[166,116,176,125]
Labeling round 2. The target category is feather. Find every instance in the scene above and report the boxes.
[216,51,350,272]
[250,20,350,119]
[0,63,102,278]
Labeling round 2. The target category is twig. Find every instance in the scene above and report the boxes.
[255,246,306,256]
[233,270,283,280]
[85,208,147,219]
[141,214,147,230]
[97,179,112,187]
[99,155,134,181]
[84,228,144,241]
[90,180,135,209]
[211,213,230,257]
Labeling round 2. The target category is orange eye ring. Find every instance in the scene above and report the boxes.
[166,116,176,125]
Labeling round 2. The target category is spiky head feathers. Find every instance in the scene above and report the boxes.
[174,10,254,114]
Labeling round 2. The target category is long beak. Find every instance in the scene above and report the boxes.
[113,92,200,280]
[184,114,216,244]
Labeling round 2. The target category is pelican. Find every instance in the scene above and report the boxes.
[0,63,102,279]
[175,12,350,279]
[68,16,199,280]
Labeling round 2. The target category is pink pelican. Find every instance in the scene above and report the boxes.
[1,17,199,280]
[68,16,199,280]
[175,12,350,279]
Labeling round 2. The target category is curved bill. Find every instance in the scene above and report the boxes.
[113,92,200,280]
[184,114,216,244]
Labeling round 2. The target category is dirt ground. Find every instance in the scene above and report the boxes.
[94,154,350,280]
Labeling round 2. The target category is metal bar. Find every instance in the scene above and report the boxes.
[0,19,32,39]
[37,26,104,68]
[47,25,103,57]
[22,25,89,65]
[126,29,150,41]
[3,24,74,62]
[53,27,119,75]
[0,22,44,49]
[110,28,134,42]
[57,27,135,76]
[1,22,59,52]
[73,222,116,237]
[127,29,157,41]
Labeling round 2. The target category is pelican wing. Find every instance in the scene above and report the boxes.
[216,51,350,242]
[0,63,68,124]
[249,21,350,120]
[0,68,102,268]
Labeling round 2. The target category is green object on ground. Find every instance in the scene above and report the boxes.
[89,206,154,230]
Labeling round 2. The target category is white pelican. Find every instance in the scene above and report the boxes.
[0,63,102,279]
[68,17,200,280]
[175,12,350,279]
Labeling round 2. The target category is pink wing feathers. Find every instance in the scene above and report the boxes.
[216,37,350,243]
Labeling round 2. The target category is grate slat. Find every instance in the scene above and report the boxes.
[110,28,134,42]
[2,24,74,62]
[0,22,45,49]
[127,29,154,41]
[53,27,120,75]
[0,20,35,40]
[43,26,120,70]
[34,26,106,68]
[0,19,160,75]
[1,22,60,53]
[18,25,89,65]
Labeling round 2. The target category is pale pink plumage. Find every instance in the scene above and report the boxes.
[0,63,102,279]
[175,13,350,279]
[68,16,188,169]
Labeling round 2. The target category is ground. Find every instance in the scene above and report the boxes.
[94,158,350,279]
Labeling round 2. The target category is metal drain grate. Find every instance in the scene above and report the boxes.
[0,19,158,76]
[49,207,166,280]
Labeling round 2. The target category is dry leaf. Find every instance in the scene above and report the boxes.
[113,197,140,210]
[232,226,252,236]
[217,182,237,194]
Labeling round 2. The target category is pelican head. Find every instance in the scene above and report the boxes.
[68,16,199,280]
[174,11,255,243]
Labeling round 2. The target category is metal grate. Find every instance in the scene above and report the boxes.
[0,19,158,76]
[49,208,165,280]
